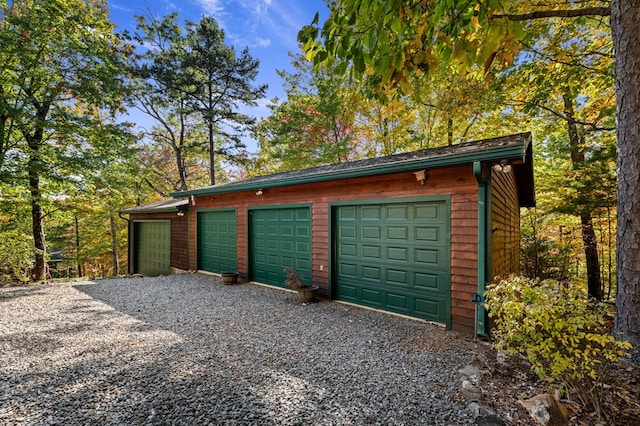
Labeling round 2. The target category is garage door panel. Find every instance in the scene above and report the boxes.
[415,298,443,316]
[415,273,440,290]
[282,241,294,251]
[363,226,381,239]
[415,248,440,265]
[335,200,450,326]
[250,207,311,288]
[340,226,357,238]
[388,226,408,240]
[339,262,357,277]
[387,205,408,219]
[341,244,358,256]
[296,258,311,270]
[416,227,439,241]
[387,293,408,310]
[416,205,440,220]
[361,245,379,258]
[362,288,382,304]
[388,246,408,261]
[362,265,381,280]
[387,269,407,285]
[198,210,237,273]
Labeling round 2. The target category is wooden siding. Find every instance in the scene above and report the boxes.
[490,169,521,280]
[171,216,189,270]
[129,212,189,271]
[187,165,480,335]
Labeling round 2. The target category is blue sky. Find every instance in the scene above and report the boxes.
[107,0,329,152]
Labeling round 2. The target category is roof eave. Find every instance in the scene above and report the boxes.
[171,142,531,198]
[120,201,190,215]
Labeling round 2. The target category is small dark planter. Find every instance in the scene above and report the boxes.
[221,272,239,285]
[297,285,319,303]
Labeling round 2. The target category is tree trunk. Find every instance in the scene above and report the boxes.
[175,145,188,191]
[29,165,46,281]
[75,215,82,278]
[208,80,216,186]
[563,93,603,300]
[109,207,119,276]
[25,103,50,282]
[176,112,188,191]
[208,120,215,186]
[580,212,603,300]
[612,0,640,361]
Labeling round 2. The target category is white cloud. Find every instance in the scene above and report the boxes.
[255,37,272,48]
[194,0,224,16]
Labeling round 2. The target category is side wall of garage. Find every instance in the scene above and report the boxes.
[490,170,521,279]
[186,165,479,335]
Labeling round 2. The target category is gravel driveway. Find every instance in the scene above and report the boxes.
[1,274,483,425]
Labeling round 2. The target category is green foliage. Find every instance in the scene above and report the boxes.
[254,55,364,173]
[0,229,34,285]
[484,276,631,384]
[299,0,530,97]
[1,0,133,279]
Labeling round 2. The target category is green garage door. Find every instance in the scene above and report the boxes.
[250,207,311,287]
[335,200,451,326]
[134,221,170,276]
[198,210,237,273]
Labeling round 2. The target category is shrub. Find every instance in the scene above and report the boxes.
[0,230,34,286]
[484,276,632,417]
[283,268,307,290]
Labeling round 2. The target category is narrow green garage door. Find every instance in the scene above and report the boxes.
[134,221,170,276]
[335,200,451,326]
[250,207,311,287]
[198,209,237,273]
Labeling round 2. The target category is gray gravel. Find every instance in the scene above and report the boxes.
[1,274,484,425]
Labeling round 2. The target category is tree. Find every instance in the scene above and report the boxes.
[1,0,130,280]
[129,14,211,193]
[182,17,267,186]
[255,55,363,173]
[128,14,266,187]
[299,0,639,359]
[502,13,616,300]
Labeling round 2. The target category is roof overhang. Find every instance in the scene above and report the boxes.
[120,199,189,215]
[513,140,535,207]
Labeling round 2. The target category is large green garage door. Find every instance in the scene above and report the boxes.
[250,206,311,287]
[198,209,237,273]
[134,220,170,276]
[335,199,451,326]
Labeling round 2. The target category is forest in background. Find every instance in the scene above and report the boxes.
[0,0,618,303]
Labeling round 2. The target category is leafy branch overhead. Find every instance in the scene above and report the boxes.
[298,0,611,95]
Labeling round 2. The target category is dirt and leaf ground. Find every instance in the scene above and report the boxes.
[469,342,640,425]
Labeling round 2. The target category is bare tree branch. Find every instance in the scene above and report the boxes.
[494,7,611,21]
